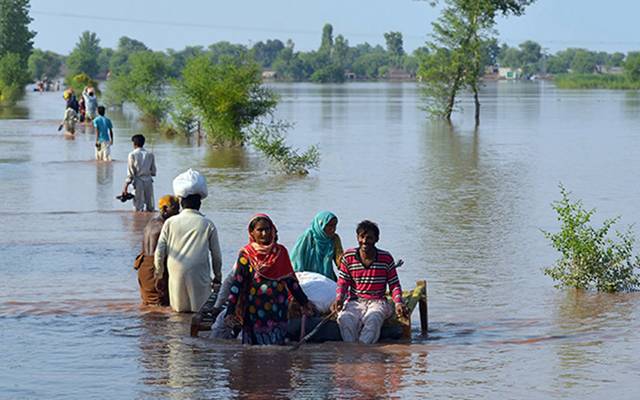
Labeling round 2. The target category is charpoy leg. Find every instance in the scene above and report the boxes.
[337,300,365,342]
[359,300,392,344]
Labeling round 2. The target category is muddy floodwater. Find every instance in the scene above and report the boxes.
[1,82,640,399]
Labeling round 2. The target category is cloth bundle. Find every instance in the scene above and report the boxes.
[295,271,337,313]
[173,168,208,199]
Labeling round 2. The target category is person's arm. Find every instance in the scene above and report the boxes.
[224,252,249,322]
[150,153,157,177]
[209,224,222,284]
[334,256,352,310]
[387,259,403,304]
[123,152,135,193]
[94,123,99,143]
[154,223,169,280]
[333,234,344,266]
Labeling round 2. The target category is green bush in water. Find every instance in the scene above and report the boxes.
[0,53,30,105]
[543,184,640,292]
[104,51,170,123]
[248,120,320,175]
[176,55,277,145]
[66,73,100,96]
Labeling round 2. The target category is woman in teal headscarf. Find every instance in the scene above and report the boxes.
[291,211,343,281]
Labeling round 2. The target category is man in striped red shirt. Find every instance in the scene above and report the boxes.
[334,220,407,344]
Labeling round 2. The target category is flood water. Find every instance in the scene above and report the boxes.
[1,82,640,399]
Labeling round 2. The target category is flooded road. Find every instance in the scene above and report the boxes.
[1,82,640,399]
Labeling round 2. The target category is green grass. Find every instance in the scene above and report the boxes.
[554,73,640,90]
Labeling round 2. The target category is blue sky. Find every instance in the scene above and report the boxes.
[30,0,640,54]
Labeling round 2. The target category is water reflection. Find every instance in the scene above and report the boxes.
[0,105,30,119]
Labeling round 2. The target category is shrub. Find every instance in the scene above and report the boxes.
[543,185,640,292]
[0,52,30,105]
[104,51,170,122]
[66,73,100,96]
[176,55,277,145]
[247,120,320,175]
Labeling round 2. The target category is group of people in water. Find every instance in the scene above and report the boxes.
[132,163,408,346]
[58,93,407,345]
[60,87,115,162]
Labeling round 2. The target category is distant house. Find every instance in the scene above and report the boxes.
[344,71,356,80]
[386,67,414,81]
[261,70,277,80]
[597,66,624,75]
[498,67,523,80]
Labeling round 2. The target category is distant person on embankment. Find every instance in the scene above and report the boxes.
[93,106,113,161]
[134,195,179,306]
[122,134,156,212]
[154,170,223,312]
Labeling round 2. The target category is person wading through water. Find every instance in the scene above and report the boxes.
[134,195,179,306]
[122,134,157,212]
[154,172,222,312]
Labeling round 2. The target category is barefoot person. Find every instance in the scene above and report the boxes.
[93,106,113,161]
[122,134,156,212]
[134,195,179,306]
[291,211,343,281]
[334,220,407,344]
[224,214,313,345]
[154,171,222,312]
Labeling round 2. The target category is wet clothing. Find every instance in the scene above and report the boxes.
[291,211,343,281]
[83,92,97,119]
[95,141,111,161]
[225,214,309,345]
[135,216,169,305]
[336,248,403,305]
[93,115,113,143]
[66,95,79,113]
[336,247,403,344]
[225,248,309,345]
[126,147,156,212]
[63,108,77,134]
[154,209,222,312]
[337,298,392,344]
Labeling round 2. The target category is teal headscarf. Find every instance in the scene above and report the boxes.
[291,211,337,281]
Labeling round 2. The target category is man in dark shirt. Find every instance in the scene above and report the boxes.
[134,195,179,305]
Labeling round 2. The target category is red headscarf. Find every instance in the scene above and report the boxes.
[242,214,295,280]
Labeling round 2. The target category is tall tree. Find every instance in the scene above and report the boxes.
[0,0,35,105]
[0,0,35,63]
[384,31,405,66]
[419,0,535,125]
[319,23,333,54]
[66,31,102,79]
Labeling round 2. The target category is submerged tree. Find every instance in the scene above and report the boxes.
[66,31,102,80]
[419,0,534,124]
[106,51,170,123]
[543,185,640,292]
[0,0,35,105]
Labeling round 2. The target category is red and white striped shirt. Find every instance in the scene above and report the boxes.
[336,247,403,304]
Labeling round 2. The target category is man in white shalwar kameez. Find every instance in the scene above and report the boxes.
[154,193,222,312]
[122,134,156,212]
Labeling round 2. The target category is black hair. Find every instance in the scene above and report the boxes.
[97,105,106,116]
[180,194,201,210]
[131,134,145,147]
[249,216,272,232]
[356,220,380,240]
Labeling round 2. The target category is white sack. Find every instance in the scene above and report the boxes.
[295,271,337,313]
[173,168,208,199]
